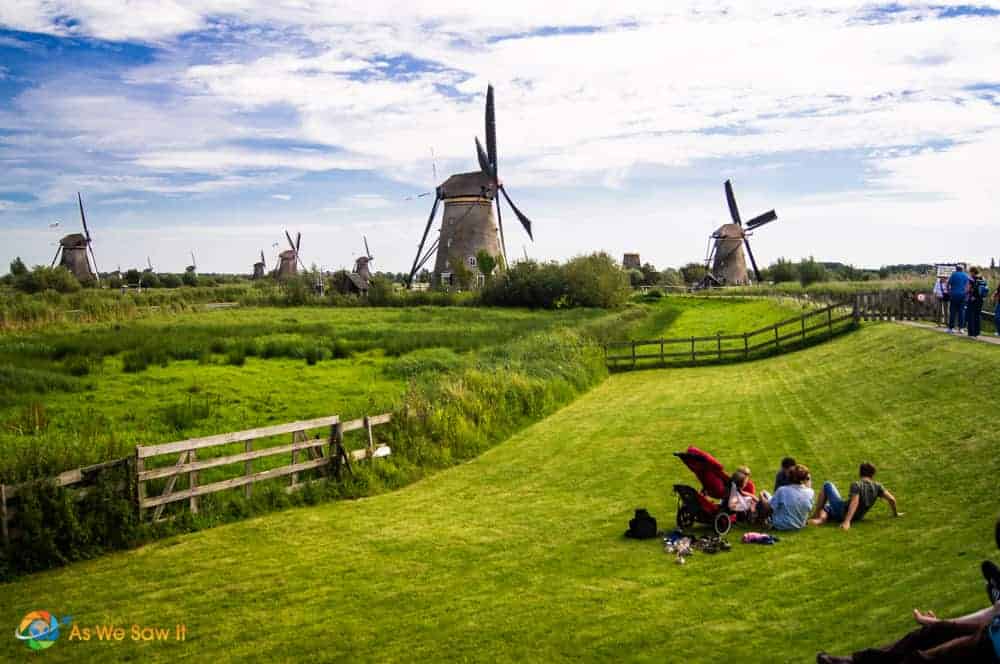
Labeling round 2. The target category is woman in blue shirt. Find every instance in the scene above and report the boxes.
[769,464,814,531]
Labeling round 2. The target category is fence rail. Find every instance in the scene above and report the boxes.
[605,303,857,369]
[0,412,393,543]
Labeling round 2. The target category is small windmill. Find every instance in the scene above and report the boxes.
[253,250,267,279]
[705,179,778,285]
[407,84,535,288]
[51,192,99,283]
[276,230,303,280]
[186,251,197,275]
[348,236,374,295]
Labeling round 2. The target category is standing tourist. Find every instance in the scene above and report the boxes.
[932,276,949,326]
[946,265,970,334]
[993,284,1000,337]
[967,267,986,338]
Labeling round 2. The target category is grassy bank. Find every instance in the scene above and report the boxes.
[2,322,996,662]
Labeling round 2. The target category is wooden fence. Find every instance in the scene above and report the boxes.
[604,302,858,369]
[136,413,391,521]
[0,412,392,542]
[1,457,130,546]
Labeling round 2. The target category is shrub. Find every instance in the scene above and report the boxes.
[13,266,82,294]
[226,347,247,366]
[563,252,631,308]
[384,347,463,379]
[64,356,92,376]
[121,350,150,373]
[304,345,323,366]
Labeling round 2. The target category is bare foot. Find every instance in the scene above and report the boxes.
[913,609,938,625]
[808,518,824,525]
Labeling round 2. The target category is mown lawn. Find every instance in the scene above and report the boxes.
[630,296,815,340]
[2,321,996,662]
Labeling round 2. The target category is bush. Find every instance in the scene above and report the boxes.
[482,252,629,309]
[13,266,82,294]
[384,347,463,379]
[563,252,631,308]
[64,356,92,376]
[121,350,150,373]
[798,256,827,287]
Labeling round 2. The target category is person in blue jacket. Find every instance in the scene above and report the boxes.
[947,265,970,333]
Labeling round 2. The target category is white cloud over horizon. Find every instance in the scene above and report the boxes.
[0,2,998,273]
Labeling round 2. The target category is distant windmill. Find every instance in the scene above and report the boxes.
[186,251,197,275]
[50,193,99,283]
[705,179,778,285]
[276,230,303,280]
[407,84,535,289]
[348,235,374,295]
[145,257,154,273]
[253,250,267,279]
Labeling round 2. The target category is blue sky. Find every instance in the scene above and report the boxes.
[1,2,998,273]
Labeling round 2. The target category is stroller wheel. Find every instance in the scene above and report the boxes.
[677,506,695,529]
[714,512,732,536]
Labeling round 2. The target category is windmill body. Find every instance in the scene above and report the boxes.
[705,180,778,286]
[431,171,501,286]
[709,223,750,285]
[57,232,96,282]
[276,250,298,279]
[253,250,267,279]
[51,193,99,283]
[407,85,534,289]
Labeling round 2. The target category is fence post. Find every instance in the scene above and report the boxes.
[743,332,749,359]
[189,450,198,515]
[801,315,806,344]
[690,336,695,362]
[365,416,375,461]
[717,333,722,360]
[828,306,834,335]
[853,296,860,324]
[134,446,145,522]
[1,484,8,548]
[660,340,664,364]
[333,422,346,479]
[244,440,253,498]
[774,324,780,349]
[291,431,301,488]
[631,341,636,368]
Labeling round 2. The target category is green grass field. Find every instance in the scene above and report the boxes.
[3,321,996,662]
[0,306,606,482]
[629,296,814,340]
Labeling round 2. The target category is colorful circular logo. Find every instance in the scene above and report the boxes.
[15,611,61,650]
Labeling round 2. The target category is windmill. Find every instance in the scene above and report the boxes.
[253,250,267,279]
[406,84,535,289]
[348,235,374,295]
[276,230,303,280]
[50,192,99,283]
[705,179,778,285]
[186,251,197,275]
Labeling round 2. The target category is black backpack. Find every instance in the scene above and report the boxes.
[625,508,658,539]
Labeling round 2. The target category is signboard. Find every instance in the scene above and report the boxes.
[935,263,965,278]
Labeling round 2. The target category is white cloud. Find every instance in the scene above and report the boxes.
[271,194,291,200]
[1,2,999,270]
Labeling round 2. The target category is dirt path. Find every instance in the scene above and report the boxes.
[895,319,1000,345]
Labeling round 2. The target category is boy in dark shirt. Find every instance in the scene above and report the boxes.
[808,462,901,531]
[774,456,797,492]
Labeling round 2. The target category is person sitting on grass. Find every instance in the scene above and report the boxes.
[774,456,797,491]
[770,464,814,531]
[808,462,901,530]
[727,467,771,521]
[816,517,1000,663]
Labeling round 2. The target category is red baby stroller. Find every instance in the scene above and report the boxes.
[672,446,758,535]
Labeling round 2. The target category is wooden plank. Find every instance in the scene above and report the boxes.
[244,440,252,499]
[138,415,341,458]
[152,451,190,521]
[367,413,392,426]
[141,457,331,509]
[5,457,129,498]
[135,448,145,522]
[139,438,329,481]
[189,450,198,515]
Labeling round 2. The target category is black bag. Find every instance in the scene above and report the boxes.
[624,508,658,539]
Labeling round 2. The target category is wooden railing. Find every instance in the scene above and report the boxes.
[604,303,857,369]
[0,412,393,542]
[136,413,391,521]
[1,457,130,545]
